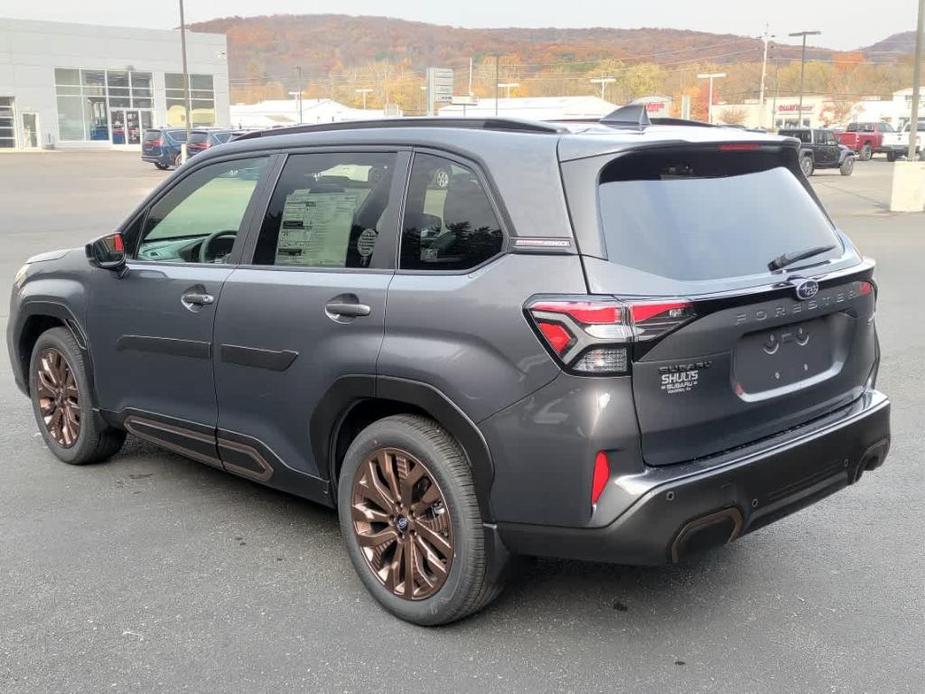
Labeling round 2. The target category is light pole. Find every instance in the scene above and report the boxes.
[497,82,519,98]
[178,0,192,163]
[355,88,373,110]
[294,66,304,123]
[759,27,775,129]
[697,73,726,124]
[590,76,616,101]
[789,30,821,127]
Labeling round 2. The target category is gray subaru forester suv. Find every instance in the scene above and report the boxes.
[8,106,891,625]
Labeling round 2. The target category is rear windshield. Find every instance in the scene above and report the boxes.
[597,149,841,282]
[143,130,161,142]
[166,130,188,142]
[189,131,209,144]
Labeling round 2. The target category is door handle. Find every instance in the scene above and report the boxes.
[325,301,371,317]
[181,292,215,307]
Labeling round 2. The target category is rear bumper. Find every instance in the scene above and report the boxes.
[497,389,890,565]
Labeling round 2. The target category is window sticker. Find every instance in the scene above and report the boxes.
[356,228,377,258]
[275,189,358,267]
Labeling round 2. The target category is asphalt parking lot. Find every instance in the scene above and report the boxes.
[0,151,923,693]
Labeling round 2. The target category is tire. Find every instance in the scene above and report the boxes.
[840,157,855,176]
[886,151,896,163]
[173,153,183,169]
[29,327,125,465]
[154,162,169,170]
[800,155,814,178]
[338,414,507,625]
[859,144,872,161]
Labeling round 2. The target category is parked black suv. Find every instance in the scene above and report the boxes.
[8,107,890,625]
[779,127,856,177]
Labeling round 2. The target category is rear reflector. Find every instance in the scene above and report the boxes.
[856,280,873,296]
[591,451,610,504]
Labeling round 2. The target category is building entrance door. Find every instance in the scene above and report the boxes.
[21,112,39,148]
[110,109,153,146]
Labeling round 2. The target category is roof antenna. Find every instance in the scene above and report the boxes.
[600,104,651,130]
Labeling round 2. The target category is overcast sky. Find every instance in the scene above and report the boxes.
[4,0,919,51]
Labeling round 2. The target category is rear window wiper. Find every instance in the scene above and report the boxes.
[768,244,837,271]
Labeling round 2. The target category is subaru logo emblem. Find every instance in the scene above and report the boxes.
[794,279,819,300]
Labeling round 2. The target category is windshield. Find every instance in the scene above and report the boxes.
[597,149,841,282]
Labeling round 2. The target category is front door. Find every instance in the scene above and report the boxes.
[85,155,272,430]
[21,112,38,148]
[110,109,150,145]
[212,150,407,482]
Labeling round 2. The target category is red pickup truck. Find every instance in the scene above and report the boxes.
[838,122,897,160]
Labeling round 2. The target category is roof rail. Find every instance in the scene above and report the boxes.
[233,117,566,141]
[600,104,651,130]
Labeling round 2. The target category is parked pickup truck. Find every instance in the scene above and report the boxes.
[881,121,925,161]
[838,122,896,161]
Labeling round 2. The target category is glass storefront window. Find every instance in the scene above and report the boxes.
[54,68,160,142]
[56,96,85,140]
[166,73,216,127]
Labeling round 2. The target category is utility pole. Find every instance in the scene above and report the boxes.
[908,0,924,160]
[468,57,473,96]
[178,0,192,163]
[697,73,726,124]
[590,76,616,101]
[355,88,373,110]
[759,26,775,129]
[494,55,500,116]
[295,66,303,123]
[772,58,781,129]
[789,30,821,127]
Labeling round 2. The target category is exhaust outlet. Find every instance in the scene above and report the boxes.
[671,507,744,563]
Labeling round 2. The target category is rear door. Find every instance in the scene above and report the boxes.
[562,144,877,466]
[211,149,408,483]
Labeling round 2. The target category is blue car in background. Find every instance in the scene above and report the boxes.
[141,128,189,170]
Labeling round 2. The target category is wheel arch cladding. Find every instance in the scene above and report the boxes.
[14,302,91,398]
[310,375,496,522]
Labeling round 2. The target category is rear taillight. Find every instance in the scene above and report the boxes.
[855,280,874,297]
[526,296,694,375]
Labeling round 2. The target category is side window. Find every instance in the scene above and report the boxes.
[137,157,268,263]
[400,153,504,271]
[252,152,396,268]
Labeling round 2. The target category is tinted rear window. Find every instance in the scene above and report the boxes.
[166,130,187,143]
[143,130,161,142]
[189,131,209,144]
[597,149,841,282]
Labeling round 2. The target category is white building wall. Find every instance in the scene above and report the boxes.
[0,18,229,149]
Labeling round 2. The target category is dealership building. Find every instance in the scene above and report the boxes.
[0,18,230,150]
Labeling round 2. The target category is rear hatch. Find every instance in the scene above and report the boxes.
[563,143,877,466]
[187,130,210,154]
[142,129,163,156]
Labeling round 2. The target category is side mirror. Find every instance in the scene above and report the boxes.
[86,232,127,273]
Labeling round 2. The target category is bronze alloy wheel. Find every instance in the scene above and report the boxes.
[351,447,453,600]
[35,348,81,448]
